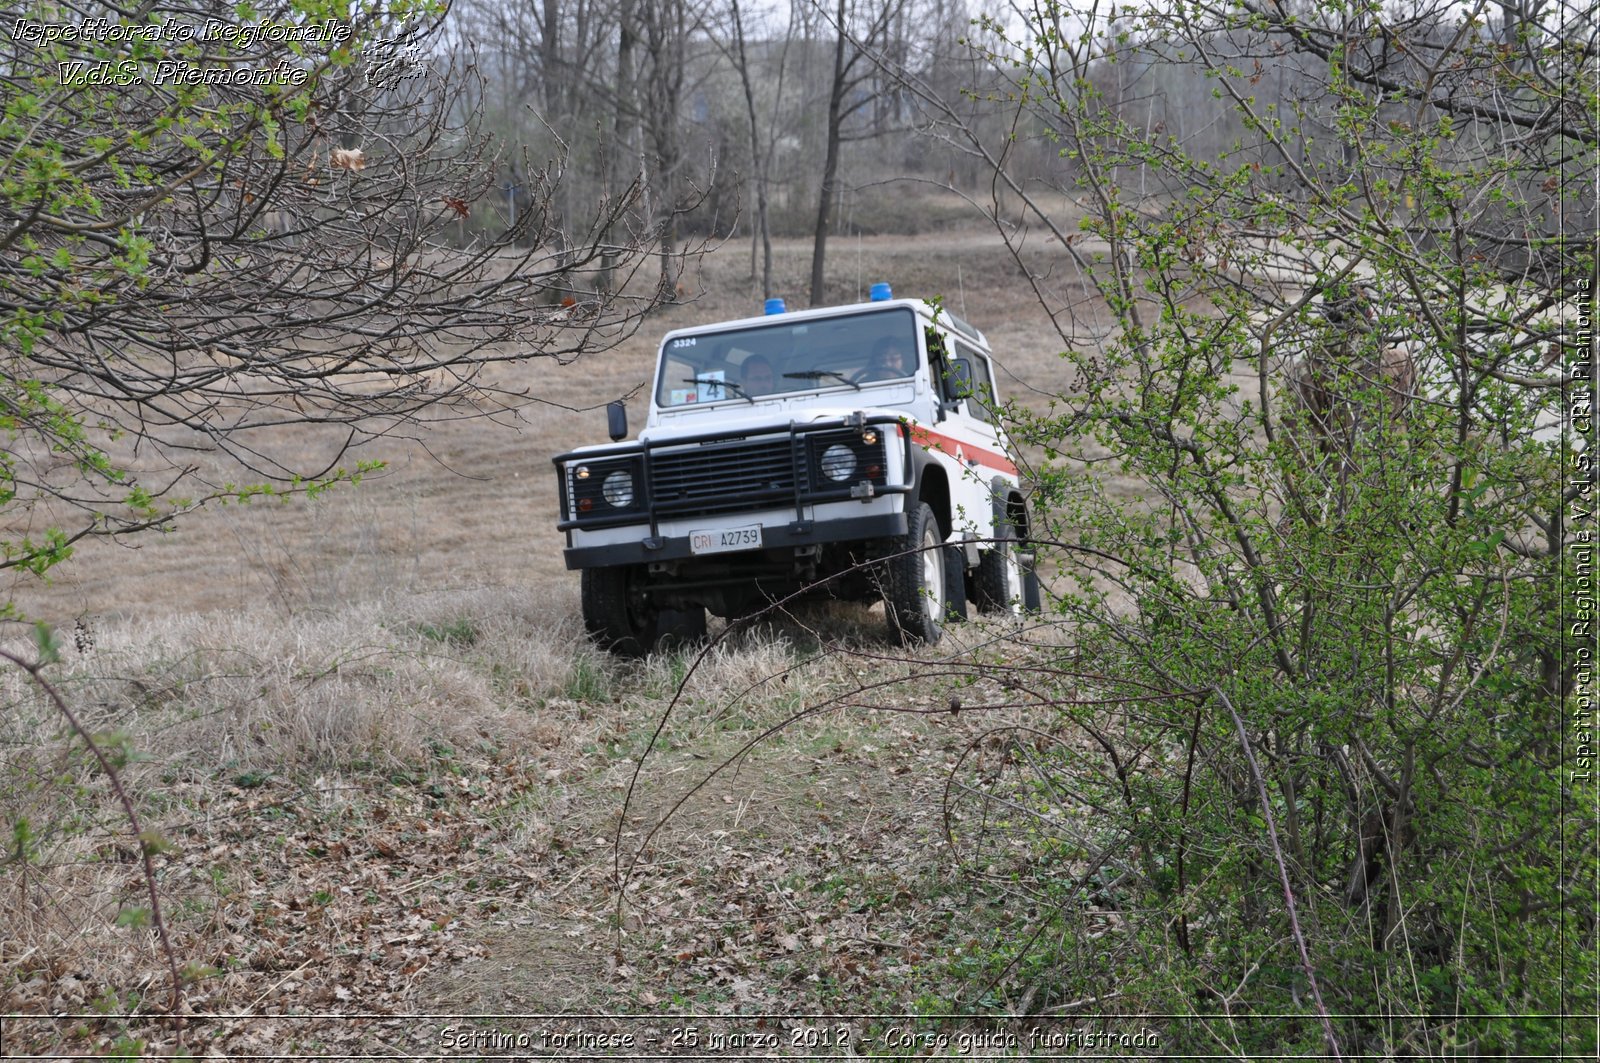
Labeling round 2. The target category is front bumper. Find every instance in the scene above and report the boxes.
[560,510,908,570]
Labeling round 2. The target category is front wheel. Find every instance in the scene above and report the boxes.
[581,566,705,657]
[883,502,946,646]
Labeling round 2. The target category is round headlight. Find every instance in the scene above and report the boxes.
[602,469,634,507]
[821,444,857,482]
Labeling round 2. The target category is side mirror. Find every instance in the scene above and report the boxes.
[943,357,975,406]
[606,400,628,442]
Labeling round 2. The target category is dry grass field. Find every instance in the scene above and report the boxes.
[6,227,1087,627]
[1,224,1127,1057]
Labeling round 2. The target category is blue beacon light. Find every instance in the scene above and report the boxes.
[869,282,893,301]
[764,297,786,315]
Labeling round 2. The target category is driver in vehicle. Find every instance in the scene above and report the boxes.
[740,355,777,395]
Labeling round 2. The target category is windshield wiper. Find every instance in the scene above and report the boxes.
[682,375,754,403]
[783,370,860,391]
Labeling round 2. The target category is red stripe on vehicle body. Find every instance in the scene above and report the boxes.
[907,425,1019,477]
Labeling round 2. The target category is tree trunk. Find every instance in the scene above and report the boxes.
[731,0,773,297]
[808,0,849,307]
[541,0,566,265]
[600,0,639,295]
[641,0,685,303]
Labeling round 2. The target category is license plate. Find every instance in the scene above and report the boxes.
[690,524,762,555]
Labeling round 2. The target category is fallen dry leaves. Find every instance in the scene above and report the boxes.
[4,741,566,1056]
[4,628,1103,1058]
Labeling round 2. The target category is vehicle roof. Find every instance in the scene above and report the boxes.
[657,297,990,350]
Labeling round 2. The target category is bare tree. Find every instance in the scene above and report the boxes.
[693,0,800,298]
[447,0,627,247]
[638,0,694,301]
[728,0,778,297]
[807,0,908,305]
[0,2,663,593]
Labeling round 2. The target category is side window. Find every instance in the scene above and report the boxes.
[953,342,998,424]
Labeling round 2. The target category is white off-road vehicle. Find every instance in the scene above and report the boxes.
[553,286,1038,655]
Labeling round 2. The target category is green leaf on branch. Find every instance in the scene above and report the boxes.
[114,907,152,929]
[32,622,61,665]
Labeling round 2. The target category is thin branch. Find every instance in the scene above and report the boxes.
[0,643,185,1017]
[1213,684,1343,1063]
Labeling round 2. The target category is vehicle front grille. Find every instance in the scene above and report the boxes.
[646,430,890,519]
[649,438,800,516]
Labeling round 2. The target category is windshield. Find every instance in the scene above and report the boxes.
[655,307,919,408]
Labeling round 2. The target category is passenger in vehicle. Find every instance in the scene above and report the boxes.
[857,337,914,382]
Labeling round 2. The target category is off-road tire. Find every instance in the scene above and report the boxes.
[975,520,1027,615]
[581,566,706,656]
[884,502,946,645]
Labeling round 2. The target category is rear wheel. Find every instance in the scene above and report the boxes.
[884,502,946,645]
[976,519,1026,616]
[581,566,705,656]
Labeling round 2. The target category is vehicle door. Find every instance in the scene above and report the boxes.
[919,330,1018,537]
